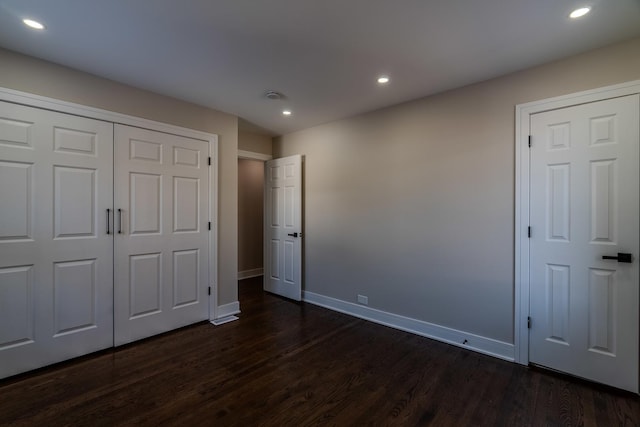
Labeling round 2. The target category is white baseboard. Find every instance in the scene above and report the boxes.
[302,291,515,362]
[238,268,263,280]
[216,301,240,319]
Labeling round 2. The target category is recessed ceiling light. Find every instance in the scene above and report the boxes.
[282,110,292,116]
[569,7,591,18]
[377,76,390,84]
[23,18,45,30]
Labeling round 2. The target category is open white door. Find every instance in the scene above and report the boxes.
[264,155,302,300]
[529,94,639,392]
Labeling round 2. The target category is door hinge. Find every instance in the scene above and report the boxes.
[527,226,531,238]
[208,221,211,230]
[208,286,211,296]
[208,157,211,166]
[527,316,531,329]
[528,135,532,148]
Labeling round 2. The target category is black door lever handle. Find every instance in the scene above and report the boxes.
[287,232,298,238]
[602,253,632,263]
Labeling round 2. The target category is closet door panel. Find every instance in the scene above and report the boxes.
[0,101,113,379]
[114,125,209,346]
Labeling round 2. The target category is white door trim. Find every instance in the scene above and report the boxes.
[0,86,219,323]
[0,87,216,142]
[514,79,640,365]
[238,149,272,161]
[209,139,219,322]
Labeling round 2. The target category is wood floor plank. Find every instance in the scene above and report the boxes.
[0,276,638,426]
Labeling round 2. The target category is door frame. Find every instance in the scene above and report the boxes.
[237,150,272,282]
[238,150,272,162]
[514,79,640,365]
[0,86,219,322]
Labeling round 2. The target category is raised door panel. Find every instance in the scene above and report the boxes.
[545,264,570,345]
[53,127,97,156]
[174,177,199,233]
[270,186,282,227]
[270,240,280,280]
[284,185,295,228]
[546,164,570,242]
[130,139,162,163]
[173,147,199,167]
[0,161,33,241]
[284,241,295,284]
[173,249,199,307]
[53,260,97,335]
[130,253,163,318]
[130,173,162,235]
[589,115,616,146]
[588,269,616,356]
[54,166,96,239]
[0,265,34,350]
[0,116,33,149]
[590,160,616,244]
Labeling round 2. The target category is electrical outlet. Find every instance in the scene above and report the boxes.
[357,294,368,305]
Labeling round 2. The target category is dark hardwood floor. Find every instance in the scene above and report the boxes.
[1,276,638,426]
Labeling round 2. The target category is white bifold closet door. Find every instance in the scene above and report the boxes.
[113,125,210,346]
[0,101,114,378]
[0,102,212,378]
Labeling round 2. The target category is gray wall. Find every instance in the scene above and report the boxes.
[238,159,265,273]
[0,47,239,307]
[274,38,640,343]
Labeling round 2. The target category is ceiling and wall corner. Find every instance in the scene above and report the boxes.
[0,0,638,136]
[273,37,640,345]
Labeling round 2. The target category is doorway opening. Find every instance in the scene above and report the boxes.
[238,157,267,280]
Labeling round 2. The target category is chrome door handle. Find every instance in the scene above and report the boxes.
[602,253,632,263]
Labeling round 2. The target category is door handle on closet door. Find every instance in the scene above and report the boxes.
[602,253,632,263]
[118,209,122,234]
[106,209,111,234]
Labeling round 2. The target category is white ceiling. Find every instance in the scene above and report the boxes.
[0,0,639,136]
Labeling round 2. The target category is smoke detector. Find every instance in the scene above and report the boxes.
[264,91,284,100]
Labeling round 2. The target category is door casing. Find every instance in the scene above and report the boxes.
[515,80,640,369]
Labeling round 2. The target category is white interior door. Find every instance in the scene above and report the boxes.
[0,101,114,378]
[264,155,302,300]
[529,94,639,392]
[114,125,210,346]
